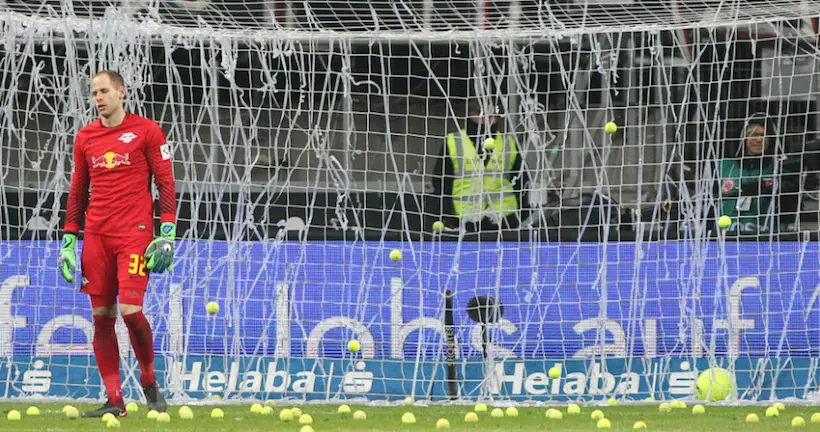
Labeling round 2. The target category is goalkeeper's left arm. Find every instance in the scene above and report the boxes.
[144,122,178,274]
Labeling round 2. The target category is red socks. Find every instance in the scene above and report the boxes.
[122,311,156,387]
[92,315,122,405]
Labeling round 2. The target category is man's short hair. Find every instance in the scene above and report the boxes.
[96,70,125,89]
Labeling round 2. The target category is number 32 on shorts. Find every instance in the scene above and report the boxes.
[128,253,147,276]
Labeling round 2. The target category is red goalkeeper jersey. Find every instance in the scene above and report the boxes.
[63,113,177,238]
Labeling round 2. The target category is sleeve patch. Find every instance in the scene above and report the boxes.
[160,143,172,160]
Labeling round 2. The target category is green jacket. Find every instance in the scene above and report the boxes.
[718,158,775,232]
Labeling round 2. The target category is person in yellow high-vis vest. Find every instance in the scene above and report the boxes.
[431,101,530,231]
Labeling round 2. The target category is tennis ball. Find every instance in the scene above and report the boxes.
[548,409,563,419]
[671,400,685,409]
[261,406,273,416]
[211,395,221,400]
[300,427,314,432]
[474,402,488,412]
[390,249,402,261]
[401,412,416,424]
[567,403,581,414]
[692,404,706,414]
[696,368,733,401]
[597,418,612,429]
[264,399,276,408]
[279,408,294,421]
[106,418,121,428]
[633,420,647,429]
[718,215,732,230]
[348,339,361,353]
[291,407,303,417]
[206,301,220,314]
[432,221,445,232]
[126,402,139,414]
[766,406,780,417]
[156,412,171,423]
[775,402,786,411]
[353,410,367,420]
[591,409,605,420]
[436,418,450,429]
[811,413,820,423]
[26,406,40,416]
[147,409,159,419]
[746,413,760,422]
[62,405,74,414]
[464,412,479,422]
[250,403,263,413]
[483,138,497,151]
[605,122,618,134]
[211,408,224,419]
[659,402,672,412]
[7,410,20,421]
[608,397,618,406]
[299,414,313,425]
[792,416,806,427]
[548,366,561,379]
[102,412,116,423]
[179,406,194,419]
[338,404,351,414]
[491,408,504,418]
[505,407,519,417]
[65,406,80,419]
[404,396,414,405]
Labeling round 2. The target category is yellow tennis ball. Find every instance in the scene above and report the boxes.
[250,403,263,413]
[179,406,194,419]
[404,396,414,405]
[775,402,786,412]
[156,412,171,423]
[436,418,451,429]
[102,413,116,423]
[300,427,314,432]
[390,249,402,261]
[548,409,562,419]
[279,408,294,421]
[505,407,519,417]
[147,409,159,420]
[792,416,806,427]
[299,414,313,425]
[7,410,20,421]
[597,418,612,429]
[766,407,780,417]
[474,403,488,412]
[206,301,220,314]
[26,406,40,416]
[605,122,618,134]
[353,410,367,420]
[126,402,139,414]
[633,420,647,429]
[338,405,351,414]
[718,215,732,230]
[401,412,416,424]
[432,221,445,233]
[348,339,361,353]
[608,397,618,406]
[548,367,561,379]
[491,408,504,418]
[261,406,273,416]
[483,138,497,151]
[567,404,581,414]
[659,403,672,412]
[211,408,224,419]
[811,413,820,423]
[591,409,605,420]
[692,404,706,414]
[464,412,479,422]
[696,368,733,401]
[291,407,303,417]
[65,406,80,419]
[106,418,121,428]
[746,413,759,422]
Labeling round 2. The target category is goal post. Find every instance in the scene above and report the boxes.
[0,0,819,404]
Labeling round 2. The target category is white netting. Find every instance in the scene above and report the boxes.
[0,0,819,403]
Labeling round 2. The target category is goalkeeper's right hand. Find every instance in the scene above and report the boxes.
[57,233,78,283]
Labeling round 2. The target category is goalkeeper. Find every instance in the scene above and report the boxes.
[58,70,177,418]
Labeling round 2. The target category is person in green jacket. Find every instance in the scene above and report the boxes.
[717,114,797,233]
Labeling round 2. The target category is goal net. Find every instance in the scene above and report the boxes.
[0,0,819,404]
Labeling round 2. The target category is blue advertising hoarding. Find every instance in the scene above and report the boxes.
[0,240,818,401]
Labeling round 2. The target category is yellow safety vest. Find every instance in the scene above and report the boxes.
[446,130,519,223]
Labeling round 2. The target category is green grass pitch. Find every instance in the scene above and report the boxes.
[1,403,819,431]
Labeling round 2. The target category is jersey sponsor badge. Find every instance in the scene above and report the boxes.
[160,143,172,160]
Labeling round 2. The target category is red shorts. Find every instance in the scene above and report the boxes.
[80,233,153,307]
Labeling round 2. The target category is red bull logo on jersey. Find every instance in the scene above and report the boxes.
[92,152,130,169]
